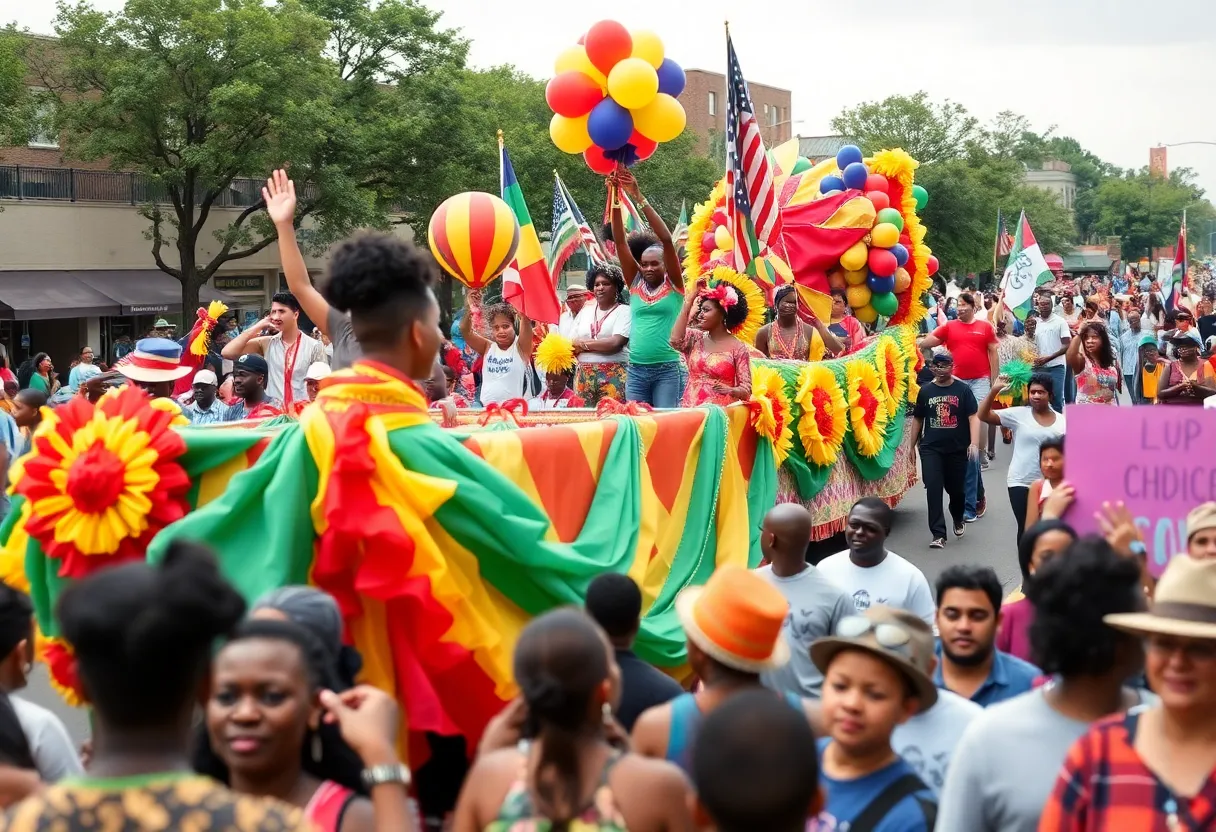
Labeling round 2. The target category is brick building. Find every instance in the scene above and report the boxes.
[678,69,793,155]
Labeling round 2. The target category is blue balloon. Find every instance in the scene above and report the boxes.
[820,175,845,194]
[836,144,863,169]
[842,161,869,191]
[656,59,686,97]
[890,243,909,267]
[866,273,896,294]
[587,98,634,151]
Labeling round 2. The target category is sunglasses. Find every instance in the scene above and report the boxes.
[836,616,914,656]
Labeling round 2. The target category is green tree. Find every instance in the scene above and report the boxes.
[0,27,33,151]
[831,91,983,164]
[1092,168,1214,261]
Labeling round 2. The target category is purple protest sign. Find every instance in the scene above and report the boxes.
[1066,405,1216,576]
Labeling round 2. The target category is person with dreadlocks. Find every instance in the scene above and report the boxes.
[610,170,686,408]
[529,332,585,410]
[756,285,844,360]
[670,269,763,407]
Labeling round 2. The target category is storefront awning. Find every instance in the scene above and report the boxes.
[0,270,239,319]
[0,272,121,320]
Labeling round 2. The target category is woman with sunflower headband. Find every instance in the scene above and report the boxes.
[529,332,585,410]
[670,268,762,407]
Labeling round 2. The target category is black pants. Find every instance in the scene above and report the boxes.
[1009,485,1031,544]
[921,447,967,540]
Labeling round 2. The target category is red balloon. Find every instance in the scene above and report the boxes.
[926,255,940,276]
[702,231,717,251]
[630,130,657,161]
[584,145,616,175]
[868,247,898,278]
[866,190,890,211]
[546,72,605,118]
[865,174,889,193]
[712,209,726,227]
[584,20,632,76]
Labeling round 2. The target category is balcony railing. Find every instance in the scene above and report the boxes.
[0,165,312,208]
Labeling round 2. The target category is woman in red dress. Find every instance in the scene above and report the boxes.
[670,270,762,407]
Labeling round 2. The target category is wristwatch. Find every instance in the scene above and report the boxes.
[361,763,412,790]
[1128,540,1147,558]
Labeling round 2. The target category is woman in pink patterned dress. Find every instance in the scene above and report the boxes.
[1065,320,1120,405]
[670,278,753,407]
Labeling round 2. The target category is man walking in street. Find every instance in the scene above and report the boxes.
[918,292,995,522]
[1031,291,1072,412]
[913,353,981,549]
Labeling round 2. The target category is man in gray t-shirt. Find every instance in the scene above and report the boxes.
[326,308,362,371]
[756,504,853,699]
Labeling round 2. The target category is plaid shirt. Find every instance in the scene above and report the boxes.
[1040,709,1216,831]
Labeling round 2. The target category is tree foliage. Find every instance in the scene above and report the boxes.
[831,92,983,165]
[0,27,33,151]
[1092,168,1216,261]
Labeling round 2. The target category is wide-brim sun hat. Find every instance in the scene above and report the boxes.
[117,338,193,383]
[1105,555,1216,641]
[810,606,938,712]
[675,563,790,673]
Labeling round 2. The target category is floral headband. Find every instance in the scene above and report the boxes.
[702,284,739,309]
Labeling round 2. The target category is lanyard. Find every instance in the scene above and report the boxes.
[281,335,303,408]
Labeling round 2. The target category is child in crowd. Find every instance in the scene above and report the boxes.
[1023,438,1065,529]
[460,298,535,406]
[529,332,585,410]
[1136,336,1167,404]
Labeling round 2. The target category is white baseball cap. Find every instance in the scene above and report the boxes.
[305,362,332,382]
[192,369,218,386]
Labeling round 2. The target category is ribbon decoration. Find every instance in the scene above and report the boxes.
[596,399,654,418]
[477,398,530,427]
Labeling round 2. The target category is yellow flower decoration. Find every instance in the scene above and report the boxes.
[846,359,890,458]
[795,364,847,466]
[683,180,728,284]
[705,265,767,345]
[748,366,794,466]
[534,331,577,375]
[876,337,907,419]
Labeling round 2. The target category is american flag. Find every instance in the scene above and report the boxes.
[725,31,783,276]
[549,171,606,277]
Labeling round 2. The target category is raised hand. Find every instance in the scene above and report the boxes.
[262,169,297,228]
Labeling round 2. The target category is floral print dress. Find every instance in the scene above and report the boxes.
[677,329,752,407]
[486,753,626,832]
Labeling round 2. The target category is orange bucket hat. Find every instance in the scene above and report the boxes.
[675,564,790,673]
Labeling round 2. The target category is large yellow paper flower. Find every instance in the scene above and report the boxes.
[705,265,767,345]
[846,360,890,458]
[748,366,794,466]
[795,364,847,466]
[876,337,907,420]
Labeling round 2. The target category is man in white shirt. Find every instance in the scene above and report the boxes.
[221,292,327,409]
[557,285,589,340]
[1030,292,1071,412]
[816,497,936,626]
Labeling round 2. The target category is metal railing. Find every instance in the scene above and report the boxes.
[0,165,306,207]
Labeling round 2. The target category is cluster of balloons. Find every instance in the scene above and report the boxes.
[547,20,687,174]
[822,145,940,323]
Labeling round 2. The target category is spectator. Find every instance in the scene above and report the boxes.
[180,370,229,425]
[65,347,100,393]
[937,536,1152,832]
[10,390,45,458]
[756,504,853,700]
[996,519,1078,662]
[114,338,194,400]
[1186,502,1216,559]
[809,606,938,830]
[1024,437,1066,530]
[223,354,283,422]
[222,289,327,409]
[584,573,682,733]
[691,689,822,832]
[1031,292,1072,412]
[817,498,936,626]
[912,352,981,549]
[933,565,1040,707]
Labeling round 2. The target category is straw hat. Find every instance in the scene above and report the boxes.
[1187,503,1216,542]
[810,606,939,711]
[1105,555,1216,640]
[117,338,193,383]
[675,564,790,673]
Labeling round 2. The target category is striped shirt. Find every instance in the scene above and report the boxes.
[1040,709,1216,831]
[181,399,230,426]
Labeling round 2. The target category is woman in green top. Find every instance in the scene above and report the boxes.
[19,353,56,396]
[611,170,686,408]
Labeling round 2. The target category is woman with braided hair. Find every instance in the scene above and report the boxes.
[670,269,763,407]
[756,285,844,360]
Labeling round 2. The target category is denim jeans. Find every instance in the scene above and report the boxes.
[626,361,683,408]
[960,377,990,517]
[1041,363,1067,412]
[1124,374,1136,404]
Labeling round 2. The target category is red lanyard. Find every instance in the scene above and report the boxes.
[591,305,618,339]
[281,335,303,408]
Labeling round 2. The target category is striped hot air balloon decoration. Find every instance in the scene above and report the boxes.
[428,192,521,290]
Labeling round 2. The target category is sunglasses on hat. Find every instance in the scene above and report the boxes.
[836,615,913,655]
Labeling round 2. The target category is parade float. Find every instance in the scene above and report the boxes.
[0,21,939,760]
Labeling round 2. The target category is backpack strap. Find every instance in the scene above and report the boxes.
[849,772,934,832]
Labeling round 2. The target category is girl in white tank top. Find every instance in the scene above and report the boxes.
[460,301,536,406]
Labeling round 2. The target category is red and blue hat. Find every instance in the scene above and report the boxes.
[117,338,194,383]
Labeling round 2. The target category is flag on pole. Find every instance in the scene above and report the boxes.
[1165,214,1187,312]
[500,133,561,324]
[673,200,689,248]
[548,172,606,277]
[725,26,784,279]
[604,183,647,234]
[999,210,1054,321]
[994,209,1014,259]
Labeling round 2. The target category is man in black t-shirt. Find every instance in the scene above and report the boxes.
[913,353,980,549]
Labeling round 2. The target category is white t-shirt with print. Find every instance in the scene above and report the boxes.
[815,550,936,626]
[996,406,1066,488]
[572,303,632,364]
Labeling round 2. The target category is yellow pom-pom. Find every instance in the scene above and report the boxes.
[534,331,577,376]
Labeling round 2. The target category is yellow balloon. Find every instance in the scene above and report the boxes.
[709,248,725,261]
[549,113,592,154]
[608,57,660,110]
[871,222,899,249]
[840,241,868,272]
[630,30,665,68]
[631,93,685,143]
[854,304,878,324]
[894,267,912,292]
[827,269,847,290]
[845,268,868,286]
[714,225,734,252]
[846,284,872,309]
[554,45,606,86]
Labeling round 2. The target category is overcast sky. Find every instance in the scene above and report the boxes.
[13,0,1216,212]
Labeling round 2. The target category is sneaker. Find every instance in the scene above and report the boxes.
[976,498,987,519]
[963,513,978,523]
[987,450,996,461]
[930,538,946,549]
[954,523,966,537]
[980,457,990,470]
